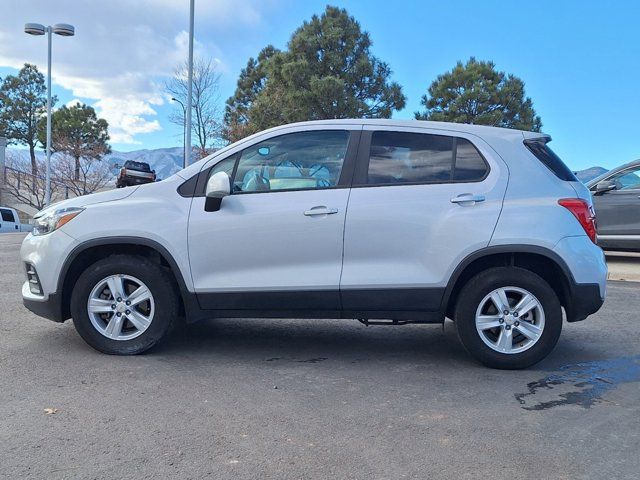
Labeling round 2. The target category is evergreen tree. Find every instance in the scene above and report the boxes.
[415,57,542,132]
[224,46,279,142]
[224,6,406,141]
[0,64,53,175]
[37,102,111,180]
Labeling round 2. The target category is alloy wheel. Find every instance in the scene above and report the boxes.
[87,274,155,341]
[475,286,545,354]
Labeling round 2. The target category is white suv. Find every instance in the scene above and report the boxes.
[20,120,606,368]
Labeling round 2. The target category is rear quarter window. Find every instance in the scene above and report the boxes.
[524,140,577,181]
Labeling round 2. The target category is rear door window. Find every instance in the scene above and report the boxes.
[365,131,488,185]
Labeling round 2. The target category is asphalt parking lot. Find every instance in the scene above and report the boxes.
[1,233,639,479]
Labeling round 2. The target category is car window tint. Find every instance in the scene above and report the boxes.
[1,209,15,222]
[368,131,454,185]
[611,167,640,190]
[233,130,349,193]
[454,138,488,181]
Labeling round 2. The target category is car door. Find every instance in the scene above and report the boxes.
[340,126,508,313]
[0,208,19,233]
[187,127,359,312]
[591,165,640,238]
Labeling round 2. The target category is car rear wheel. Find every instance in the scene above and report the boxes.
[70,254,178,354]
[454,267,562,369]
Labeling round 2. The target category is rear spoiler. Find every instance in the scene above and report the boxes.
[522,132,551,144]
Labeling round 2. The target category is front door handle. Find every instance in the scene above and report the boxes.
[451,194,486,205]
[304,206,339,216]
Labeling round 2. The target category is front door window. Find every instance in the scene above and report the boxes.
[233,130,350,193]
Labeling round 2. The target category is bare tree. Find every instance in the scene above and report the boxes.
[166,58,224,160]
[3,153,59,210]
[3,150,112,211]
[53,152,113,196]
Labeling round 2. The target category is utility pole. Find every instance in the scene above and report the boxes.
[185,0,195,167]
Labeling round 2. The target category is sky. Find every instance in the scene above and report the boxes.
[1,0,639,170]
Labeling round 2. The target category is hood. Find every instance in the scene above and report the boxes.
[35,186,139,217]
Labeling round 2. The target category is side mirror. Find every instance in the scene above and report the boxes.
[594,180,616,195]
[205,171,231,212]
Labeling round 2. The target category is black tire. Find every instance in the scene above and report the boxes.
[454,267,562,369]
[70,254,179,355]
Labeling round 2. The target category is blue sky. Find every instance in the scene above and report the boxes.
[1,0,638,170]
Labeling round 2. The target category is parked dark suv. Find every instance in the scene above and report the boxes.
[116,160,156,188]
[588,159,640,251]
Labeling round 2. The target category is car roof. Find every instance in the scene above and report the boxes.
[272,118,547,140]
[176,118,549,180]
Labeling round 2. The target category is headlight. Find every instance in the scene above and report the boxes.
[32,207,84,236]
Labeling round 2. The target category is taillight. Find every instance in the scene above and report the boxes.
[558,198,597,244]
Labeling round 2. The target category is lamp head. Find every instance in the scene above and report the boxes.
[52,24,75,36]
[24,23,46,36]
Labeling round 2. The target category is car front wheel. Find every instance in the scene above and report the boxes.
[70,254,178,354]
[454,267,562,369]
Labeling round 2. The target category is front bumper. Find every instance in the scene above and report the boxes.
[22,282,65,322]
[20,230,76,322]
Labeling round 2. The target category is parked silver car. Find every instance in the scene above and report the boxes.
[588,159,640,251]
[21,120,607,369]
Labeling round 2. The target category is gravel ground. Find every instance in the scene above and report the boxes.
[1,233,639,479]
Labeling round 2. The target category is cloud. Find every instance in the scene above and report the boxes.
[0,0,271,144]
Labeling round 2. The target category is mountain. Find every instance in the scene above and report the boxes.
[574,166,608,184]
[105,147,185,180]
[6,146,609,185]
[7,146,186,181]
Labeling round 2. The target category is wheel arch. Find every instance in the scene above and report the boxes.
[443,245,576,320]
[58,237,192,321]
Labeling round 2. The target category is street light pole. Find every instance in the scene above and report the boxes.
[24,22,74,207]
[185,0,194,167]
[171,97,186,169]
[45,26,52,206]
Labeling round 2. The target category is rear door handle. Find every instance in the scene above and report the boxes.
[450,194,486,205]
[304,206,339,216]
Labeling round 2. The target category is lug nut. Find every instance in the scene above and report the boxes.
[503,310,509,315]
[513,312,519,318]
[125,310,130,315]
[126,300,131,306]
[505,325,511,330]
[111,304,116,310]
[117,297,122,302]
[514,321,520,326]
[499,318,504,324]
[116,312,122,317]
